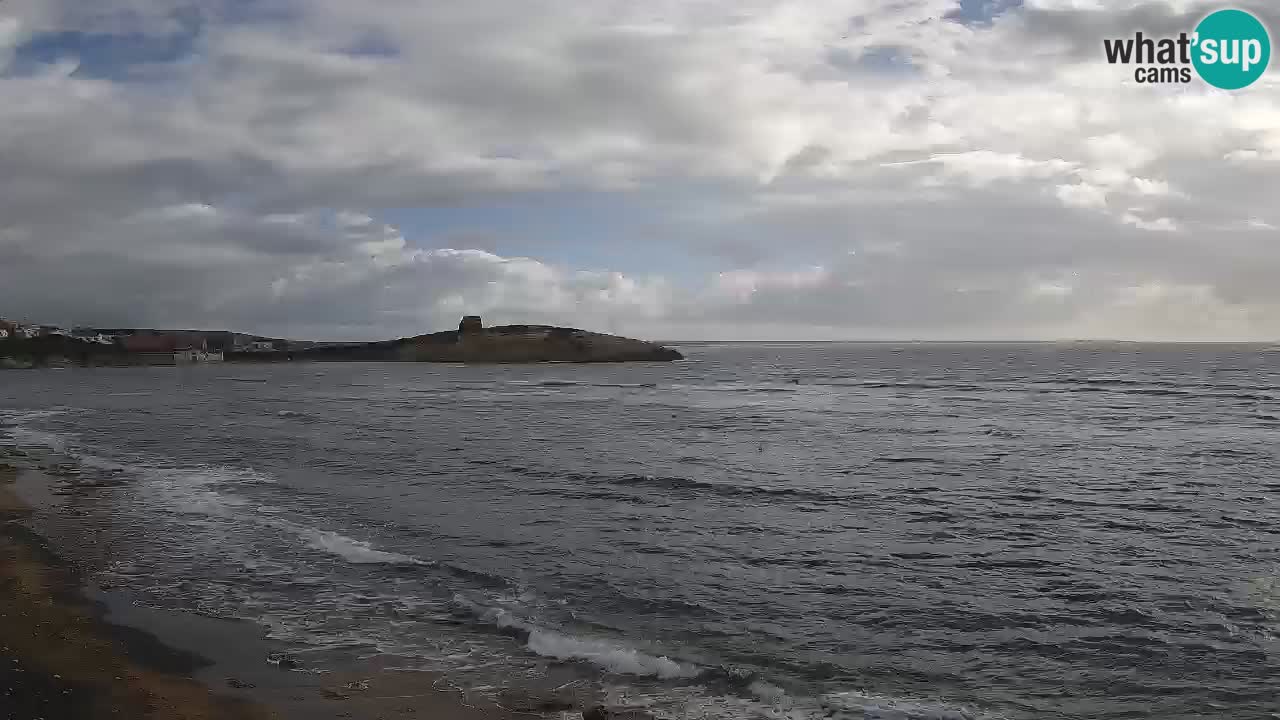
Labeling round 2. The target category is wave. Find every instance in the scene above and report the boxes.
[1065,377,1174,388]
[821,690,980,720]
[702,385,798,393]
[451,596,699,679]
[1,409,76,454]
[0,408,71,423]
[853,381,987,392]
[43,445,431,569]
[794,376,1277,403]
[526,629,697,678]
[531,380,657,389]
[494,465,839,504]
[592,472,843,503]
[159,485,432,567]
[3,425,71,453]
[1032,384,1274,402]
[604,665,987,720]
[793,377,992,392]
[291,526,430,566]
[439,561,517,588]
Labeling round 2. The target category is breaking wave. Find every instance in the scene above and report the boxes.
[290,526,430,566]
[451,596,700,679]
[3,418,429,570]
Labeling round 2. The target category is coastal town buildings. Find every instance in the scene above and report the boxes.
[1,321,246,366]
[0,318,67,339]
[70,328,117,345]
[0,319,59,340]
[120,334,223,365]
[237,339,282,352]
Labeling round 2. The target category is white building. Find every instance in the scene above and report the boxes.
[71,331,116,345]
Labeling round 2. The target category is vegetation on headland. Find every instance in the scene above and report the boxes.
[0,316,682,367]
[232,322,683,363]
[0,335,130,369]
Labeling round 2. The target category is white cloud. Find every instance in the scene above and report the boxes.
[711,267,830,303]
[1055,182,1108,209]
[1121,212,1179,232]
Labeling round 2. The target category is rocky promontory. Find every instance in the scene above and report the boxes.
[232,317,683,364]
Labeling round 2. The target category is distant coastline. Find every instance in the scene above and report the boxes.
[0,315,681,367]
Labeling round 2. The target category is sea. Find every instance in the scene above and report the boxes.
[2,342,1278,719]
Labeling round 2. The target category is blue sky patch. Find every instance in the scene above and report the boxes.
[10,24,200,79]
[379,187,730,282]
[946,0,1024,26]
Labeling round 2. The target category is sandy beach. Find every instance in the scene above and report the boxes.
[1,461,574,720]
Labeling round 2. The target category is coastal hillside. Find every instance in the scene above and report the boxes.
[405,322,682,363]
[260,317,683,363]
[0,316,682,366]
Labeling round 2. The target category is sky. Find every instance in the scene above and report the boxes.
[1,0,1278,341]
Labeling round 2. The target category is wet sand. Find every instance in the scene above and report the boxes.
[1,462,556,720]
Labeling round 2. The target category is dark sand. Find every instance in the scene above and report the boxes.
[1,463,568,720]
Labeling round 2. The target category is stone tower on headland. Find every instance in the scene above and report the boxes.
[293,314,680,361]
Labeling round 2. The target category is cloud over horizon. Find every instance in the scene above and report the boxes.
[2,0,1279,341]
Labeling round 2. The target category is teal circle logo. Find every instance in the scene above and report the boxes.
[1193,9,1271,89]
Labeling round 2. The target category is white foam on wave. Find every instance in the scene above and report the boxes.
[1,409,74,452]
[526,628,698,678]
[820,690,981,720]
[5,426,70,452]
[457,596,699,679]
[291,525,430,566]
[605,683,987,720]
[3,408,980,719]
[70,449,429,569]
[747,680,789,702]
[1,408,70,423]
[134,465,253,517]
[148,479,431,567]
[583,678,988,720]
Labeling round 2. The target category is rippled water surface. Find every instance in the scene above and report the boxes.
[3,343,1279,719]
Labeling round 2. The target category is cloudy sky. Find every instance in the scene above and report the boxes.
[1,0,1278,341]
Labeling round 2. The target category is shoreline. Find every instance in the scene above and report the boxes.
[0,462,567,720]
[1,463,268,720]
